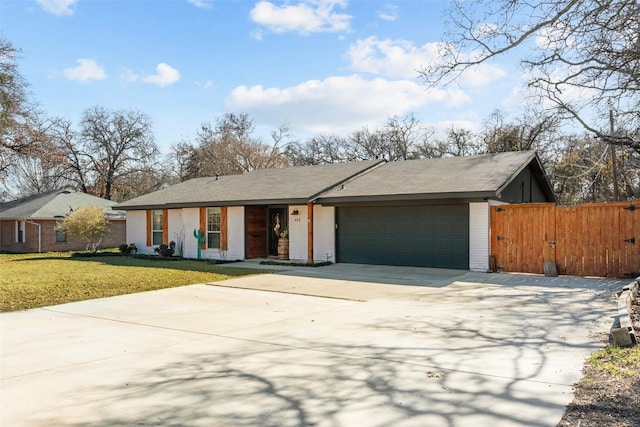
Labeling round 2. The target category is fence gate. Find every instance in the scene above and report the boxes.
[490,203,556,275]
[491,202,640,278]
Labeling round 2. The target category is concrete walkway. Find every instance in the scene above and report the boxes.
[0,264,627,427]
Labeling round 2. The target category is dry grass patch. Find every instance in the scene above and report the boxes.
[559,294,640,427]
[0,252,264,312]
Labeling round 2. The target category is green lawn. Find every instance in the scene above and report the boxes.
[0,252,265,312]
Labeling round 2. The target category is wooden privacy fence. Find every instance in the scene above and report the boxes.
[491,202,640,278]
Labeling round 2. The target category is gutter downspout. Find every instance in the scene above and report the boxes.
[25,220,41,253]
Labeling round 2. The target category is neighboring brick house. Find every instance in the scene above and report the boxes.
[0,189,126,253]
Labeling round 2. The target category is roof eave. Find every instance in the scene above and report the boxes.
[115,198,313,211]
[316,191,499,205]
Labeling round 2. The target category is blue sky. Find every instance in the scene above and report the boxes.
[1,0,527,152]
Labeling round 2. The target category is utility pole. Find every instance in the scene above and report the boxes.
[609,109,620,202]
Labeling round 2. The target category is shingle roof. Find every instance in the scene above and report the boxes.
[316,151,550,203]
[115,160,384,210]
[114,151,554,210]
[0,189,125,219]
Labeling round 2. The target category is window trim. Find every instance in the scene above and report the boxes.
[16,220,26,243]
[55,221,67,242]
[151,209,163,246]
[206,207,221,249]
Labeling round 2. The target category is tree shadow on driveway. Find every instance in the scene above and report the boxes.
[5,271,627,427]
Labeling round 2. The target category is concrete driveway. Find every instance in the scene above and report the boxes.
[0,264,627,427]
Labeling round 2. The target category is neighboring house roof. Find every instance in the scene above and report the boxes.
[0,189,126,220]
[114,151,556,210]
[316,151,556,203]
[115,160,385,210]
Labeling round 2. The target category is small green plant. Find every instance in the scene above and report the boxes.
[588,346,640,378]
[280,229,289,238]
[154,241,176,257]
[119,243,138,254]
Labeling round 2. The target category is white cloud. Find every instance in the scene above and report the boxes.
[141,63,181,87]
[194,80,214,89]
[120,68,140,83]
[225,74,468,135]
[63,58,107,82]
[347,36,507,87]
[119,63,180,87]
[187,0,214,9]
[347,37,442,79]
[377,3,398,22]
[250,0,352,35]
[252,29,264,41]
[460,63,507,87]
[36,0,76,16]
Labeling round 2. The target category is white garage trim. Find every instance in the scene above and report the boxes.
[469,202,489,272]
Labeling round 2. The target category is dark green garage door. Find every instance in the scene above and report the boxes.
[336,204,469,269]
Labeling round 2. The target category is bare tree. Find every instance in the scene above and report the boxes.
[0,39,42,177]
[50,117,90,193]
[111,161,170,202]
[348,114,435,161]
[0,114,79,199]
[169,140,200,181]
[382,114,431,160]
[285,114,436,165]
[284,135,355,165]
[174,113,289,179]
[550,134,618,204]
[482,110,559,154]
[426,127,483,158]
[420,0,640,150]
[79,106,159,200]
[3,144,73,196]
[349,127,389,160]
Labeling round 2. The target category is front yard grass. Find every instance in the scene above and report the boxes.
[0,252,265,312]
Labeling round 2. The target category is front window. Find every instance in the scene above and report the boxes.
[55,222,66,242]
[207,207,221,249]
[152,210,163,246]
[16,220,25,243]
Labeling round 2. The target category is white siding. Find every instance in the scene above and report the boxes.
[124,204,336,263]
[181,208,200,259]
[126,210,153,254]
[469,202,489,272]
[288,204,335,263]
[313,205,335,263]
[193,206,245,261]
[168,209,185,257]
[225,206,244,260]
[288,205,308,262]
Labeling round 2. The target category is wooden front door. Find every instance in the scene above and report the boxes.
[246,206,267,258]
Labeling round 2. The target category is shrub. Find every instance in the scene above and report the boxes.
[119,243,138,254]
[154,241,176,257]
[58,206,110,253]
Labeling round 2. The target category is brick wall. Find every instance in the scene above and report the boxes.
[0,219,126,253]
[469,202,490,272]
